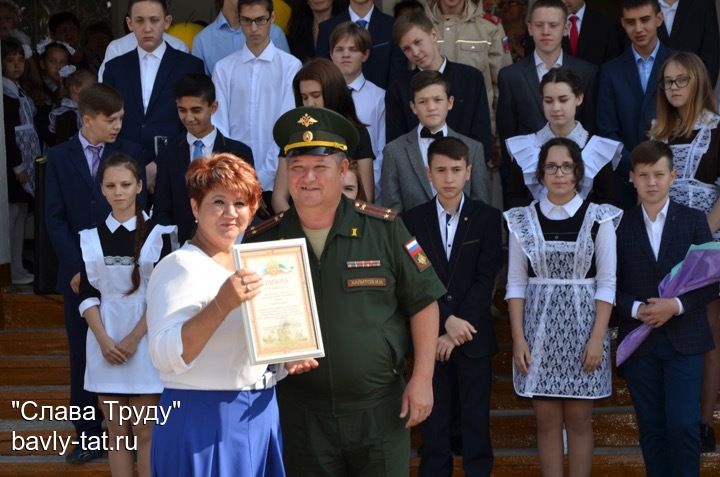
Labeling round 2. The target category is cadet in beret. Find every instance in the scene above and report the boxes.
[245,106,446,476]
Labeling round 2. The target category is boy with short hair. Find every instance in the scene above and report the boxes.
[330,21,386,202]
[154,73,254,243]
[45,83,143,464]
[382,70,490,212]
[496,0,597,173]
[386,10,492,162]
[402,136,502,477]
[102,0,205,192]
[213,0,301,209]
[597,0,672,210]
[616,140,717,476]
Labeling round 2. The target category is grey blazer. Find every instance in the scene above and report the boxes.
[380,127,490,213]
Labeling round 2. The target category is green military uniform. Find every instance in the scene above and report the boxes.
[246,107,446,476]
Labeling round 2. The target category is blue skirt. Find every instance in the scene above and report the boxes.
[151,387,285,477]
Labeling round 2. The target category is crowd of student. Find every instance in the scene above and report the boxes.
[2,0,720,475]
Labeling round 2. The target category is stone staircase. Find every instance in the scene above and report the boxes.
[0,287,718,476]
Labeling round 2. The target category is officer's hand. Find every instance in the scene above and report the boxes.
[400,376,433,428]
[444,315,476,346]
[285,358,319,375]
[436,335,455,362]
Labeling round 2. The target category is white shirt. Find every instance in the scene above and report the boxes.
[349,5,374,26]
[534,50,564,82]
[659,0,680,35]
[505,194,617,304]
[567,3,586,34]
[98,32,188,81]
[436,195,465,260]
[138,42,167,112]
[187,128,218,161]
[212,42,301,190]
[417,122,449,197]
[348,74,386,200]
[146,243,288,390]
[631,198,684,318]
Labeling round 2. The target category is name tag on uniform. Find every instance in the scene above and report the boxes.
[346,277,387,288]
[346,260,382,268]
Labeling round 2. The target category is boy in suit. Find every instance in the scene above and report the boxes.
[560,0,625,66]
[385,10,492,163]
[316,0,404,89]
[382,71,490,212]
[45,84,143,464]
[597,0,672,210]
[154,74,254,243]
[403,136,502,477]
[616,140,716,477]
[102,0,205,193]
[496,0,597,171]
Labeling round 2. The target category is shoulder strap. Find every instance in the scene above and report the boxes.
[246,212,285,238]
[354,201,396,221]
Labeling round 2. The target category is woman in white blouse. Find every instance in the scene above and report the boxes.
[146,153,317,476]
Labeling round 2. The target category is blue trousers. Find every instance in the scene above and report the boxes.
[623,332,703,477]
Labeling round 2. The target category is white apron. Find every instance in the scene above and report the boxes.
[80,224,175,394]
[663,111,720,241]
[505,202,622,398]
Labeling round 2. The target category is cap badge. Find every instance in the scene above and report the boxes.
[303,131,314,142]
[297,113,318,128]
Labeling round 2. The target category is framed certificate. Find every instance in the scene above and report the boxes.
[232,238,324,365]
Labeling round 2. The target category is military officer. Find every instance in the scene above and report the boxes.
[426,0,511,125]
[245,106,446,476]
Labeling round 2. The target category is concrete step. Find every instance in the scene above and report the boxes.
[0,356,68,386]
[0,329,68,355]
[0,455,110,477]
[408,448,720,476]
[0,291,64,329]
[0,386,69,419]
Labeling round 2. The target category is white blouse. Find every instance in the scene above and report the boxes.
[146,243,285,390]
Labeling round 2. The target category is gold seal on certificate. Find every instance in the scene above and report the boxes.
[232,238,324,365]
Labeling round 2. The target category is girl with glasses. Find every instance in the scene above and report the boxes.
[649,51,720,453]
[505,137,622,476]
[505,67,621,209]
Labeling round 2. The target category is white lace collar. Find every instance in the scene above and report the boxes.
[536,122,589,148]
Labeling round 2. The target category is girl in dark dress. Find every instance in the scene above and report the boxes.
[649,52,720,452]
[78,153,175,477]
[273,58,375,210]
[2,37,40,284]
[49,66,95,144]
[286,0,346,62]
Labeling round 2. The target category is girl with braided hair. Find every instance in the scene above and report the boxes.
[78,153,176,477]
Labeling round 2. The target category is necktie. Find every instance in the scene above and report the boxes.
[355,19,368,29]
[87,145,102,179]
[568,15,579,56]
[420,127,444,139]
[445,212,452,258]
[192,139,204,160]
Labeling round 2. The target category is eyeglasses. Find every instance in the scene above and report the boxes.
[659,75,691,90]
[543,163,574,175]
[239,15,270,26]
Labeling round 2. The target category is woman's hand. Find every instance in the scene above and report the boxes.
[512,338,532,376]
[214,269,263,314]
[582,335,604,373]
[116,333,141,359]
[285,358,319,375]
[97,335,127,365]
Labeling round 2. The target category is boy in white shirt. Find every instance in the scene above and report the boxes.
[330,21,386,202]
[212,0,301,210]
